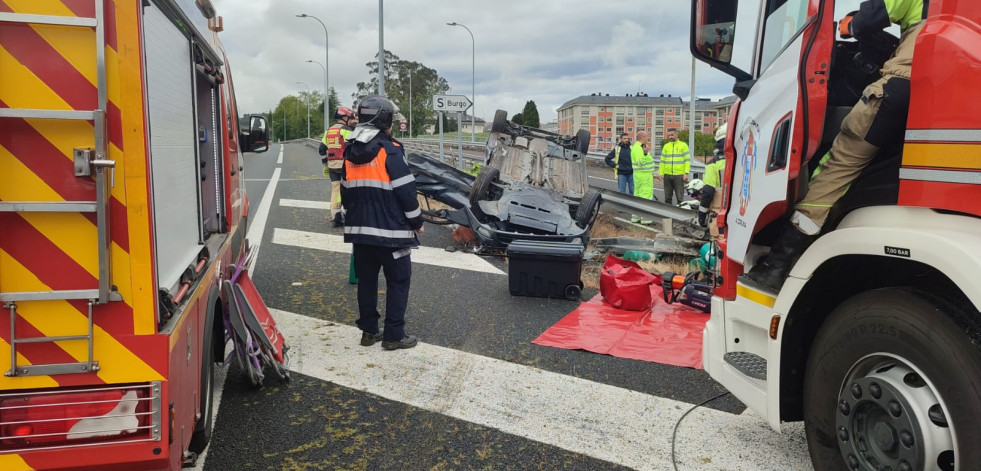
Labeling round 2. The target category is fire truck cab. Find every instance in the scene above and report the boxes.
[691,0,981,470]
[1,0,270,469]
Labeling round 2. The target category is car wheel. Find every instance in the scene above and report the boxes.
[803,289,979,471]
[469,167,500,218]
[575,190,602,228]
[574,129,591,154]
[491,110,508,134]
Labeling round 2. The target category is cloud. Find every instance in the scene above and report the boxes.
[210,0,737,123]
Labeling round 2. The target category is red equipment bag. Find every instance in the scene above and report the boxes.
[599,255,662,311]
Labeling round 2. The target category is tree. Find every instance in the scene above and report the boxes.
[511,113,524,126]
[353,50,450,137]
[521,100,540,128]
[677,130,717,160]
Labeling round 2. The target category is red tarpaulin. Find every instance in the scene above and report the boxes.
[532,286,710,369]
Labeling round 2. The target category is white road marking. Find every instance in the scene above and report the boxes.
[279,198,329,210]
[274,309,811,471]
[276,144,283,164]
[272,227,504,275]
[245,167,280,275]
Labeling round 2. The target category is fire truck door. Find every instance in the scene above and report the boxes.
[726,0,817,264]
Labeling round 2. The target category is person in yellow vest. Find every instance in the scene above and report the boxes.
[320,106,357,227]
[659,128,690,205]
[632,132,656,200]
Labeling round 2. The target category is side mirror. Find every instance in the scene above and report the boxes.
[239,115,270,153]
[690,0,751,83]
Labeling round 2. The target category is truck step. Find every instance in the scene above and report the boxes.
[723,351,767,381]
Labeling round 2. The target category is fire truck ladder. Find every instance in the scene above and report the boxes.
[0,4,123,377]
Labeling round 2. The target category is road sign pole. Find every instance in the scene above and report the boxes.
[438,111,444,163]
[457,111,464,169]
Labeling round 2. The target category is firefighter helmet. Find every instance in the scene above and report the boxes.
[685,178,705,197]
[357,95,398,130]
[334,106,354,120]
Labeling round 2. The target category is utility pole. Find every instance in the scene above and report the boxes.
[378,0,385,96]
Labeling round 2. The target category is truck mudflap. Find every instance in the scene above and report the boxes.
[222,245,290,386]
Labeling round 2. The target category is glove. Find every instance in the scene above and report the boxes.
[322,165,329,177]
[838,13,854,39]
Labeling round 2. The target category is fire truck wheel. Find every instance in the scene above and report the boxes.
[189,313,220,454]
[802,288,981,471]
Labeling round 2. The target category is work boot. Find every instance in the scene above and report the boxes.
[630,215,641,223]
[332,212,345,228]
[382,335,418,351]
[741,221,817,292]
[360,331,383,346]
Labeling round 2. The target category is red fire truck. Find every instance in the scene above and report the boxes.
[692,0,981,470]
[1,0,272,469]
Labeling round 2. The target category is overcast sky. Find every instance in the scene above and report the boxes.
[212,0,737,123]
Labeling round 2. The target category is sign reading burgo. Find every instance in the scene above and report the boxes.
[433,94,472,113]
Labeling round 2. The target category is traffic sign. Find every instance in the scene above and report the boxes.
[433,94,472,113]
[399,121,407,131]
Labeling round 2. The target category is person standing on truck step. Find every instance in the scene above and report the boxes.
[659,128,690,205]
[341,95,424,350]
[320,106,358,228]
[605,132,634,194]
[745,0,926,292]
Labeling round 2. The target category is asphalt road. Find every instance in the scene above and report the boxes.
[194,142,811,471]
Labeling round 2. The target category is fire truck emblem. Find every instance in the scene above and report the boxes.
[738,121,760,216]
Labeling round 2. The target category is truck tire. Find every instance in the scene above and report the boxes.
[188,300,221,454]
[802,289,980,471]
[491,110,508,134]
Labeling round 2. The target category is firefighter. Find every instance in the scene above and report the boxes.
[341,95,424,350]
[745,0,926,291]
[697,148,726,227]
[320,106,357,227]
[659,128,690,205]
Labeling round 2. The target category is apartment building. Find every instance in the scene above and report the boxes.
[557,93,736,152]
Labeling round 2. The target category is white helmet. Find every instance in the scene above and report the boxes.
[685,178,705,196]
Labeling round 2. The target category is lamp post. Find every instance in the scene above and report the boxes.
[296,13,329,129]
[447,22,475,142]
[305,59,326,132]
[398,65,412,138]
[295,81,311,138]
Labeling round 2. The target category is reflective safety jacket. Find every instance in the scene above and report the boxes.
[631,142,656,200]
[340,133,423,248]
[851,0,924,36]
[704,156,726,189]
[321,123,353,161]
[659,140,691,176]
[605,143,633,176]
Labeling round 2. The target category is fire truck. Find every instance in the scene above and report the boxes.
[692,0,980,470]
[0,0,271,469]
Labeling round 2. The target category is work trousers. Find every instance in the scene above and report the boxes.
[634,171,654,200]
[328,170,343,218]
[796,22,922,228]
[353,244,412,342]
[662,174,685,205]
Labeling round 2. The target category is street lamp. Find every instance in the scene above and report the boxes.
[446,22,475,142]
[296,13,329,130]
[295,81,310,138]
[397,65,412,138]
[305,59,326,133]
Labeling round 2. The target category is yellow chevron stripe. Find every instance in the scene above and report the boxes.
[0,454,34,471]
[1,256,164,384]
[902,143,981,170]
[113,0,156,335]
[0,337,60,390]
[0,46,72,111]
[30,18,98,88]
[4,0,75,16]
[737,283,776,308]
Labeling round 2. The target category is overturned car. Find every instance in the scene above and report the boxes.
[408,109,602,249]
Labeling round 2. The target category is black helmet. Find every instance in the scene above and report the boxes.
[357,95,398,130]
